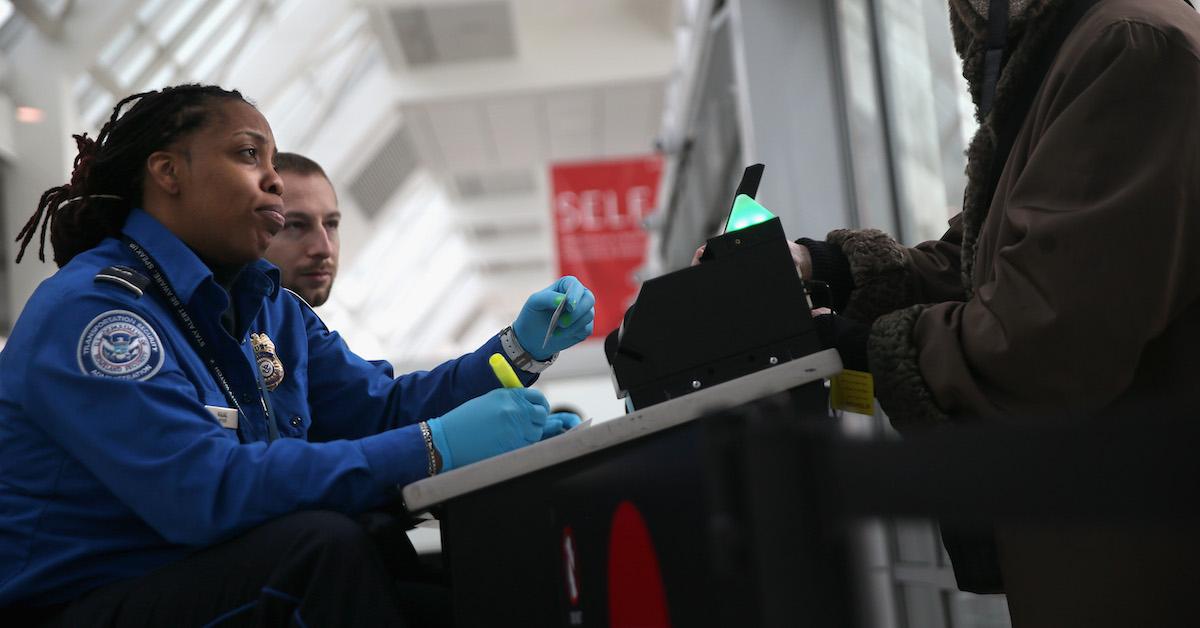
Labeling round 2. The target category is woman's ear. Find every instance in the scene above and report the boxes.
[145,150,182,196]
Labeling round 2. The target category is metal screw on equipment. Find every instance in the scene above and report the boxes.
[692,380,701,389]
[769,356,778,365]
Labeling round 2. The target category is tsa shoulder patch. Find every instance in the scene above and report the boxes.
[76,310,165,380]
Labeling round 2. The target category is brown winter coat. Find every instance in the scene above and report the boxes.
[849,0,1200,430]
[828,0,1200,625]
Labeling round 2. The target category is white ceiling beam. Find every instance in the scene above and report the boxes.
[11,0,71,40]
[382,0,674,104]
[126,0,224,93]
[224,0,358,100]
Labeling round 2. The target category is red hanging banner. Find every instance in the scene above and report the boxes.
[550,156,662,340]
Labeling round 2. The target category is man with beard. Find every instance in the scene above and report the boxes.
[266,152,340,307]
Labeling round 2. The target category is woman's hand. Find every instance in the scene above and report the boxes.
[789,241,813,279]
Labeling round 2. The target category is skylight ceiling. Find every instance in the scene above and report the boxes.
[79,0,270,129]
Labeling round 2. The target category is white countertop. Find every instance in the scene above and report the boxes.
[402,349,842,512]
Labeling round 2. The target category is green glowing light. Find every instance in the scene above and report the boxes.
[724,194,776,233]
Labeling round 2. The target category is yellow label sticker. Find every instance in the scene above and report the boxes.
[830,369,875,415]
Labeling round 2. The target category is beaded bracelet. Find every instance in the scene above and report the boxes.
[418,421,441,476]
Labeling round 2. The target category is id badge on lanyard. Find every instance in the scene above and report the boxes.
[124,237,279,442]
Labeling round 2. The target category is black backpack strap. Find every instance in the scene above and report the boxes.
[984,0,1103,206]
[980,0,1011,116]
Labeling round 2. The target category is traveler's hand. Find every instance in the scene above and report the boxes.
[427,388,550,471]
[513,276,595,360]
[789,241,813,279]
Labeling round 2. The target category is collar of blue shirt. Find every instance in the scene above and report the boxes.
[121,208,281,306]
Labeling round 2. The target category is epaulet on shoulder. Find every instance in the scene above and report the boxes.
[282,287,330,332]
[94,265,150,297]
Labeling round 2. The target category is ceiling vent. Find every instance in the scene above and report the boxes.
[387,1,516,67]
[452,168,537,199]
[477,258,548,274]
[461,218,542,240]
[348,124,419,219]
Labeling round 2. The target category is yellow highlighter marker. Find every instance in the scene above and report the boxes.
[489,353,524,389]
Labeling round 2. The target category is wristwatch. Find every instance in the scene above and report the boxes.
[500,326,556,374]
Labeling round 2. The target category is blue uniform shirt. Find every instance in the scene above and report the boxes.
[0,208,536,606]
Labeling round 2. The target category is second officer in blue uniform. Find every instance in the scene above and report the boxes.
[0,84,594,626]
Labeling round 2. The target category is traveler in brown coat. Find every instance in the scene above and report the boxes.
[794,0,1200,625]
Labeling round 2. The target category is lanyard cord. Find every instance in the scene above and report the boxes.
[975,0,1102,218]
[124,238,278,442]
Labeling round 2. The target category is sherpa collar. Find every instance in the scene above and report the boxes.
[964,0,1038,21]
[946,0,1068,294]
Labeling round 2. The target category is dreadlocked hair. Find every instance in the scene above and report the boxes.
[14,84,249,267]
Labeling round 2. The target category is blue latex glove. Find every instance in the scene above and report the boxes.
[513,276,596,361]
[427,388,550,472]
[541,412,582,440]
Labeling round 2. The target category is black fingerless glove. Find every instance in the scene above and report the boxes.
[796,237,854,312]
[813,313,869,372]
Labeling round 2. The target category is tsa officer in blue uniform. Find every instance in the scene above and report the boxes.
[0,84,593,627]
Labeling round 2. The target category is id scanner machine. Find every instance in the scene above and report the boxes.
[605,163,824,410]
[401,164,844,628]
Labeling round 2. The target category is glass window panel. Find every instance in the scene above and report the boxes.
[945,591,1012,628]
[113,38,158,88]
[870,0,973,243]
[265,80,318,143]
[97,27,137,70]
[192,11,248,79]
[272,0,304,20]
[337,172,440,310]
[900,583,947,628]
[72,74,94,101]
[340,45,383,94]
[81,95,116,134]
[833,0,898,234]
[154,0,205,46]
[75,75,110,127]
[325,11,364,48]
[259,78,307,129]
[893,519,940,564]
[137,0,171,23]
[315,45,357,86]
[176,0,240,64]
[139,61,178,93]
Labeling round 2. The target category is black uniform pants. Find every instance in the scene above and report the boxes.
[31,510,449,627]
